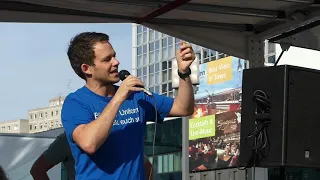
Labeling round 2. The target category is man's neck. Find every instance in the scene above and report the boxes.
[85,81,115,97]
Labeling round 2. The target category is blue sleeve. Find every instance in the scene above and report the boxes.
[61,95,94,141]
[144,93,174,123]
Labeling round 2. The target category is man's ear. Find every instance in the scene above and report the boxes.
[81,64,92,77]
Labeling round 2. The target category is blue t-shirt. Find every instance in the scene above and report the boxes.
[61,86,174,180]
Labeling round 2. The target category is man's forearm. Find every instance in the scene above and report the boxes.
[175,77,194,113]
[30,171,49,180]
[74,98,122,154]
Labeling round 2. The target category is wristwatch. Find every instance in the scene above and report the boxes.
[177,68,191,79]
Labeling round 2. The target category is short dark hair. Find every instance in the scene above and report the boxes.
[67,32,109,80]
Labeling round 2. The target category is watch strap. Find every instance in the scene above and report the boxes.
[177,68,191,79]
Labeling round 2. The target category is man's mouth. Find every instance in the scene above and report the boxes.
[111,70,118,74]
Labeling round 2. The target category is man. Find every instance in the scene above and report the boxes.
[30,132,75,180]
[30,132,154,180]
[61,32,195,180]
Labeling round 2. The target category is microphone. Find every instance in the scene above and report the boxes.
[118,70,153,96]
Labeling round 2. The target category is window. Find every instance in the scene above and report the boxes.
[39,113,42,118]
[158,155,163,173]
[137,46,142,55]
[137,25,142,34]
[143,26,147,32]
[143,76,147,85]
[174,152,182,171]
[168,37,173,46]
[155,31,160,39]
[143,55,147,65]
[268,55,276,64]
[168,154,173,172]
[155,50,160,62]
[162,47,168,59]
[137,55,143,67]
[162,61,167,70]
[268,42,275,54]
[175,43,180,52]
[143,45,147,54]
[143,31,147,43]
[203,49,209,59]
[168,70,172,81]
[149,42,154,52]
[155,63,160,72]
[162,38,167,48]
[162,83,168,93]
[143,67,147,76]
[137,68,142,77]
[155,86,160,94]
[155,40,160,50]
[149,29,154,41]
[163,155,169,173]
[168,45,174,58]
[29,125,32,130]
[149,74,155,86]
[155,72,160,84]
[149,64,154,74]
[137,34,142,45]
[149,51,155,63]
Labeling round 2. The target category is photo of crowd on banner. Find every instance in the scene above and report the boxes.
[188,56,245,172]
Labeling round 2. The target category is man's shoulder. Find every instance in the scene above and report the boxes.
[63,86,89,106]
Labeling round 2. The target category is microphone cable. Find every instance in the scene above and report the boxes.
[243,90,271,180]
[148,94,158,180]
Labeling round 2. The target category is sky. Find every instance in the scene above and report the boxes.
[0,23,132,121]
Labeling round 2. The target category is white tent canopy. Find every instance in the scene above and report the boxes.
[1,0,320,66]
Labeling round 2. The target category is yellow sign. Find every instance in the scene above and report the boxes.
[206,56,233,85]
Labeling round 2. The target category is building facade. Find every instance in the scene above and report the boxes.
[131,24,236,97]
[0,119,29,134]
[28,96,65,133]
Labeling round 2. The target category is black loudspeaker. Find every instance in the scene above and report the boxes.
[240,65,320,168]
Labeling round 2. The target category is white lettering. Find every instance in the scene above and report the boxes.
[94,112,101,119]
[190,120,209,128]
[118,108,139,116]
[190,128,213,137]
[214,73,227,80]
[218,63,230,70]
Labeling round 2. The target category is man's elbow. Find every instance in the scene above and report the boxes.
[29,166,36,176]
[179,108,194,117]
[185,108,194,116]
[30,164,44,177]
[80,141,98,155]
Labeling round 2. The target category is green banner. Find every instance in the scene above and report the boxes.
[189,115,215,140]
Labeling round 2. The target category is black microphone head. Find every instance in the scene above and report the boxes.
[119,70,131,81]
